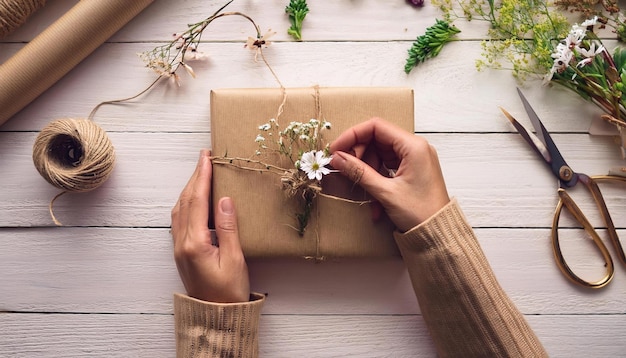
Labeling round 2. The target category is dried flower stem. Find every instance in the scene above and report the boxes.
[88,1,283,121]
[211,156,288,176]
[87,76,163,120]
[212,154,322,236]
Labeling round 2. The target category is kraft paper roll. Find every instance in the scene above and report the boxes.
[0,0,154,126]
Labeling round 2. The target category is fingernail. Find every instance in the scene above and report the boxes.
[198,149,210,168]
[331,152,347,169]
[220,197,234,214]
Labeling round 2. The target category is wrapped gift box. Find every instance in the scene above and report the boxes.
[211,87,414,258]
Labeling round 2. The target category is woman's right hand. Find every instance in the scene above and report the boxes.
[330,118,450,232]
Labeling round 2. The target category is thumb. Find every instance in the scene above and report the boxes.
[331,151,388,197]
[215,197,244,257]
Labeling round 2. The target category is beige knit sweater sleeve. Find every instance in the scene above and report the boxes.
[174,292,265,358]
[394,198,547,357]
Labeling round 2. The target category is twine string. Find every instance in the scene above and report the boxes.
[259,49,287,121]
[88,76,163,121]
[33,11,285,226]
[0,0,46,38]
[313,86,323,261]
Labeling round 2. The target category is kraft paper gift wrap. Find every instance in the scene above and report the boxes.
[211,87,414,258]
[0,0,154,126]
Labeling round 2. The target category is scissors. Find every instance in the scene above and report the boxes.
[500,88,626,289]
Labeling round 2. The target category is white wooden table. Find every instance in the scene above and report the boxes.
[2,1,626,356]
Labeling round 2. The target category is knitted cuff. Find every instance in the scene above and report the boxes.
[174,292,265,358]
[393,198,474,252]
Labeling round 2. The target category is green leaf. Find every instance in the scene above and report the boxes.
[614,47,626,73]
[285,0,309,41]
[404,19,460,74]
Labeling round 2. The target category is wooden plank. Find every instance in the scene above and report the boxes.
[1,313,624,357]
[0,132,623,228]
[3,0,611,43]
[1,1,624,357]
[1,228,625,314]
[0,41,608,133]
[0,0,489,43]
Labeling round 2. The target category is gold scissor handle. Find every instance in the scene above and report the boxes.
[590,175,626,266]
[553,188,614,288]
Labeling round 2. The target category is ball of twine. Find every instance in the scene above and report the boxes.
[33,118,115,193]
[0,0,46,39]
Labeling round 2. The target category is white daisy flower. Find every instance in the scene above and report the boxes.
[299,150,331,181]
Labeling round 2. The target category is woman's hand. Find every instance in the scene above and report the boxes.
[330,118,450,232]
[171,149,250,303]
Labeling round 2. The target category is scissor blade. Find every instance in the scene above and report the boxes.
[500,107,551,163]
[514,88,577,187]
[516,88,550,148]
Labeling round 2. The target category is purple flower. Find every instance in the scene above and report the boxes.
[406,0,424,7]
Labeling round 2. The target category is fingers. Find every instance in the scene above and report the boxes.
[171,149,212,240]
[184,150,213,232]
[214,197,244,259]
[330,117,413,158]
[331,150,390,198]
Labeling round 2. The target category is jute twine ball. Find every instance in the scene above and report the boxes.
[0,0,46,38]
[32,118,115,193]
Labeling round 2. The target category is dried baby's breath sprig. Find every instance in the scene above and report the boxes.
[405,19,460,74]
[258,118,331,235]
[138,0,268,86]
[90,1,283,122]
[285,0,309,41]
[218,117,332,236]
[256,118,331,164]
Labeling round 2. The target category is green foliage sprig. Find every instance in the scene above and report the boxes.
[432,0,571,80]
[433,0,626,82]
[285,0,309,41]
[405,19,460,74]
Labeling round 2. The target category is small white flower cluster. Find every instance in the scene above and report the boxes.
[545,16,604,83]
[280,118,331,146]
[255,117,332,181]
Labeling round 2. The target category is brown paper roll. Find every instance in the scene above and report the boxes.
[0,0,154,126]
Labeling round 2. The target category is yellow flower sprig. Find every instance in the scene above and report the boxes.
[432,0,571,80]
